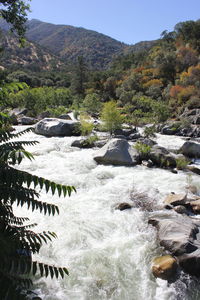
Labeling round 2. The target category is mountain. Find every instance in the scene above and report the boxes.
[0,29,62,71]
[0,19,155,70]
[24,19,127,69]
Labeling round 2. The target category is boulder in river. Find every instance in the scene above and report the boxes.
[151,255,178,281]
[180,141,200,158]
[93,138,140,166]
[164,193,187,207]
[35,118,80,137]
[149,145,176,168]
[18,116,38,125]
[115,202,133,211]
[149,212,200,277]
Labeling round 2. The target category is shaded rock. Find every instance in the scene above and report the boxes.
[171,169,178,174]
[151,255,178,281]
[58,114,72,120]
[94,139,108,148]
[37,111,51,119]
[114,128,136,137]
[164,194,187,207]
[35,118,80,137]
[179,249,200,277]
[187,165,200,175]
[190,199,200,214]
[149,145,176,168]
[71,138,94,148]
[142,160,153,168]
[180,141,200,158]
[129,132,141,140]
[149,213,199,255]
[93,138,140,166]
[173,205,188,214]
[115,202,133,211]
[113,134,127,139]
[138,138,156,147]
[18,116,38,125]
[9,107,28,116]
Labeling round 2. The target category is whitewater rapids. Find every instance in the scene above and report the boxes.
[14,128,200,300]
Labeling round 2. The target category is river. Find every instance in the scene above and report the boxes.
[14,128,200,300]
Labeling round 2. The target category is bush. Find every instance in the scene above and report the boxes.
[79,113,94,136]
[176,157,189,170]
[134,142,151,160]
[101,101,123,134]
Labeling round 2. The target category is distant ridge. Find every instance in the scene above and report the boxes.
[0,18,155,70]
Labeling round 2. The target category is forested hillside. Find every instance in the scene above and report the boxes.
[0,19,200,125]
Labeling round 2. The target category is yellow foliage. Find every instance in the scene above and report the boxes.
[143,79,163,89]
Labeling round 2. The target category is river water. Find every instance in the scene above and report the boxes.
[14,128,200,300]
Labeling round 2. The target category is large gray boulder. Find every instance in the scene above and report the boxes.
[149,145,176,168]
[180,141,200,158]
[18,116,38,125]
[35,118,80,137]
[93,138,139,166]
[149,212,200,276]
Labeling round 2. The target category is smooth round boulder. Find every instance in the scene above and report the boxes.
[180,141,200,158]
[152,255,178,280]
[93,138,140,166]
[115,202,133,211]
[35,118,80,137]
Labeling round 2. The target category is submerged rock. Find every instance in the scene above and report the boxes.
[115,202,133,211]
[35,118,80,137]
[151,255,178,281]
[93,138,140,166]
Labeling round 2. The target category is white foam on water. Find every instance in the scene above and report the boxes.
[13,128,200,299]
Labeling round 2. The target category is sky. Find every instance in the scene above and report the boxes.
[27,0,200,45]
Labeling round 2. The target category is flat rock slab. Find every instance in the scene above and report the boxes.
[164,194,187,206]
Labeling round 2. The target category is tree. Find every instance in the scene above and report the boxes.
[101,101,123,134]
[0,0,30,42]
[71,56,87,97]
[0,113,75,299]
[82,93,102,115]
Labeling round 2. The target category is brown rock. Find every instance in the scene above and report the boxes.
[152,255,178,280]
[164,194,187,207]
[173,205,188,214]
[190,199,200,214]
[115,202,133,211]
[187,165,200,175]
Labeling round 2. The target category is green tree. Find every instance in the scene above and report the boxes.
[101,101,123,134]
[82,93,102,115]
[0,114,75,299]
[0,0,30,43]
[71,56,87,97]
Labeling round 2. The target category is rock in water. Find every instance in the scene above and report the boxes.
[93,138,139,166]
[180,141,200,158]
[35,118,80,137]
[151,255,178,280]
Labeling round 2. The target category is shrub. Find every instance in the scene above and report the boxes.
[79,114,94,136]
[101,101,123,134]
[134,142,151,160]
[176,157,189,170]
